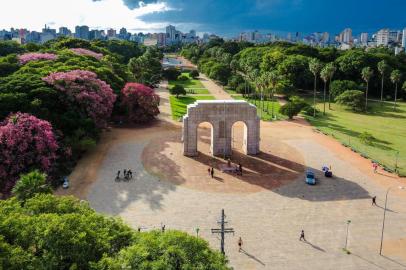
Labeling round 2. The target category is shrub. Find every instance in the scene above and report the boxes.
[177,74,189,81]
[0,113,58,193]
[163,67,181,81]
[335,90,365,111]
[189,69,199,79]
[236,83,253,94]
[330,80,360,99]
[120,83,160,123]
[301,104,320,116]
[359,131,375,145]
[43,70,117,128]
[279,96,308,119]
[170,85,186,98]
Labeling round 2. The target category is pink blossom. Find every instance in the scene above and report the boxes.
[0,113,58,193]
[121,83,160,123]
[43,70,116,128]
[70,48,103,60]
[17,52,58,65]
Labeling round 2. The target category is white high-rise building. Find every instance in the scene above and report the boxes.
[402,28,406,48]
[376,29,389,46]
[360,33,368,45]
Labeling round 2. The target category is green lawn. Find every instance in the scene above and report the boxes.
[169,95,216,120]
[305,100,406,176]
[231,95,286,121]
[168,72,205,89]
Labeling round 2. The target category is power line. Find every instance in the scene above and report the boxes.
[211,209,234,255]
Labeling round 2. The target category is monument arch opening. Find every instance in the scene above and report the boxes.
[183,100,260,157]
[196,121,214,155]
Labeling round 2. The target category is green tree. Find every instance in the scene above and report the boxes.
[361,67,373,111]
[335,90,365,112]
[377,60,390,104]
[12,170,51,202]
[390,69,402,111]
[309,58,323,117]
[0,194,230,269]
[170,85,186,98]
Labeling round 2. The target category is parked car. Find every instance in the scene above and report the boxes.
[305,170,316,185]
[62,177,69,189]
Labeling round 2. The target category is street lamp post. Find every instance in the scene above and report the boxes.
[344,220,351,250]
[379,186,404,255]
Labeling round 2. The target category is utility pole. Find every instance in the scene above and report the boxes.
[211,209,234,255]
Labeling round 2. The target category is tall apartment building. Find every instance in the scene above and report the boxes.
[376,29,389,46]
[75,25,89,40]
[339,28,352,44]
[402,28,406,48]
[59,27,71,36]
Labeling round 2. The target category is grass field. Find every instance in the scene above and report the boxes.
[231,95,287,121]
[169,95,216,120]
[168,72,205,89]
[305,99,406,176]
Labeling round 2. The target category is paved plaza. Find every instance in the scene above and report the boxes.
[57,61,406,269]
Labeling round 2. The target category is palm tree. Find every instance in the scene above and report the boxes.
[309,58,323,117]
[320,67,329,115]
[255,74,266,117]
[265,71,280,119]
[361,67,373,111]
[390,69,401,111]
[377,60,389,105]
[327,63,336,109]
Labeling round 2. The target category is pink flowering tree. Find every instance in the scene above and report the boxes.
[43,70,117,128]
[18,52,58,65]
[120,83,160,123]
[0,112,58,193]
[70,48,103,60]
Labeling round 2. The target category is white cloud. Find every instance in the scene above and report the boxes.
[0,0,171,32]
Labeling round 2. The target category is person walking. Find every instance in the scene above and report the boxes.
[116,170,120,180]
[128,170,133,179]
[372,196,377,206]
[208,167,211,176]
[123,169,127,178]
[299,230,306,241]
[210,167,214,178]
[238,237,243,252]
[161,224,166,233]
[372,162,378,173]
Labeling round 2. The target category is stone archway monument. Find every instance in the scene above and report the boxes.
[183,100,260,157]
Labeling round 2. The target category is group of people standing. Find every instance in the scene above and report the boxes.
[116,169,133,181]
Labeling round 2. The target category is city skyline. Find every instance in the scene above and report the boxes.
[1,0,406,36]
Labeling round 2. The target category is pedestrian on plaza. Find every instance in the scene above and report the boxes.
[128,170,133,179]
[299,230,306,241]
[161,224,166,232]
[372,162,378,173]
[238,237,243,252]
[210,167,214,178]
[123,169,127,178]
[372,196,377,206]
[208,167,211,176]
[116,170,120,180]
[238,163,242,176]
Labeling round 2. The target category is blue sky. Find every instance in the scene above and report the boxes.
[1,0,406,36]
